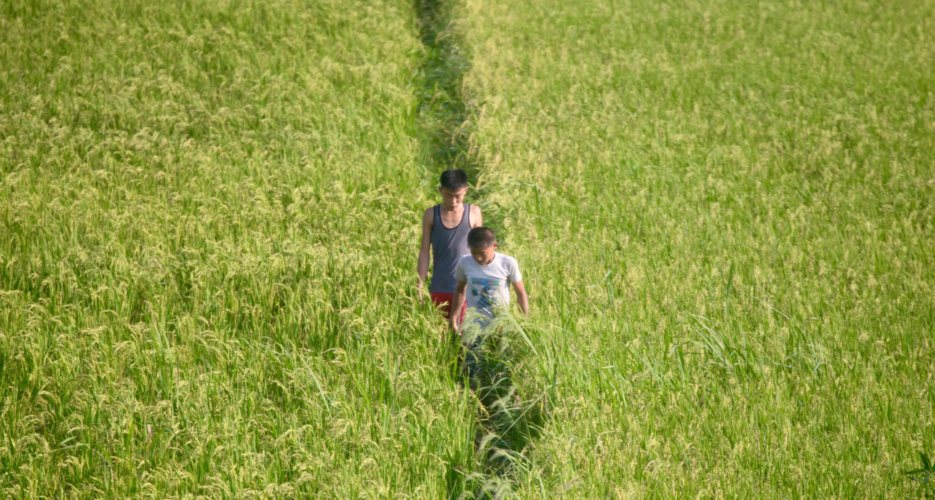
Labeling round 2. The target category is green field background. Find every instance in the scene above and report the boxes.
[1,0,478,497]
[463,0,935,497]
[2,0,934,498]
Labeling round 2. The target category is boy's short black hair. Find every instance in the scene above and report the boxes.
[467,227,496,249]
[439,169,468,190]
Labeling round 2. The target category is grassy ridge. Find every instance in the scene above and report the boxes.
[462,0,935,496]
[0,0,480,497]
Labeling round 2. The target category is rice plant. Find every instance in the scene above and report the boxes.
[906,451,935,498]
[462,0,935,496]
[1,0,479,497]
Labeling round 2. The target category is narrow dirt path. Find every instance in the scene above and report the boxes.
[413,1,551,496]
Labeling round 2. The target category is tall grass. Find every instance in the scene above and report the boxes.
[2,0,933,497]
[462,0,935,496]
[0,0,480,497]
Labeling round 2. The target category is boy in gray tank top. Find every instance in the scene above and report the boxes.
[418,169,483,322]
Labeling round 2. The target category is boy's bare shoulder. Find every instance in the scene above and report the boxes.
[422,206,434,224]
[470,204,482,226]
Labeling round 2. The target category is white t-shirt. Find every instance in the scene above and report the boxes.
[454,253,523,318]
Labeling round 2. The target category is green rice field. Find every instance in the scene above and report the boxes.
[1,0,933,497]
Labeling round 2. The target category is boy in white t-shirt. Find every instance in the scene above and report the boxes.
[449,227,529,332]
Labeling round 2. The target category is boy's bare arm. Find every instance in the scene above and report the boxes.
[450,280,467,331]
[512,281,529,317]
[471,204,483,228]
[417,208,433,301]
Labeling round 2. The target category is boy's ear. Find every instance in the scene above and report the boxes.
[492,241,498,249]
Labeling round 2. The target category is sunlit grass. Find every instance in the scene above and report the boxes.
[2,0,934,497]
[462,0,935,497]
[0,0,481,497]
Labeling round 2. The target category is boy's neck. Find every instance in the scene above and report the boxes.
[441,201,464,213]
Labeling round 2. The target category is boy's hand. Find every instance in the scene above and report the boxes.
[450,318,464,337]
[417,208,432,304]
[512,281,529,317]
[448,305,460,333]
[450,280,467,335]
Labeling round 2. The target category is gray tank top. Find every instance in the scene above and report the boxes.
[430,203,471,293]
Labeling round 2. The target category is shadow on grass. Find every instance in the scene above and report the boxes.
[457,313,552,497]
[413,1,549,497]
[414,0,482,186]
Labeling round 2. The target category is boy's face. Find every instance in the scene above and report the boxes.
[469,242,497,266]
[439,187,467,210]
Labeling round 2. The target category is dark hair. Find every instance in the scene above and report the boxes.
[439,169,468,190]
[467,227,496,249]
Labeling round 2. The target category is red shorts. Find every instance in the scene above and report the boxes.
[430,292,466,323]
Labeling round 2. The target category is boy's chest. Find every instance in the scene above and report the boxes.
[466,271,508,292]
[438,208,464,227]
[466,274,509,305]
[468,276,504,288]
